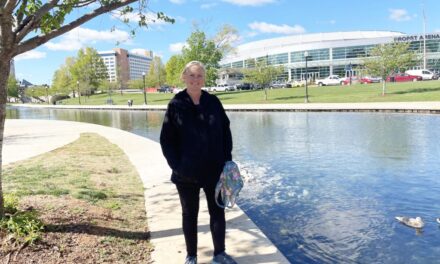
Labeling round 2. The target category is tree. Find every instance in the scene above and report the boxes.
[362,42,416,96]
[243,59,284,100]
[70,47,108,97]
[146,56,166,87]
[51,58,75,96]
[7,76,19,99]
[165,55,185,87]
[0,0,173,217]
[181,30,223,86]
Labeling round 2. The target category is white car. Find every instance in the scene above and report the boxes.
[211,84,234,92]
[315,75,344,86]
[405,69,438,80]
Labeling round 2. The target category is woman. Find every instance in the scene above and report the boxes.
[160,61,236,264]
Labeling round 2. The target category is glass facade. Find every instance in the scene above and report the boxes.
[332,45,375,60]
[291,49,330,63]
[220,33,440,82]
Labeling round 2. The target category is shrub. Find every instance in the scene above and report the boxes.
[50,94,70,105]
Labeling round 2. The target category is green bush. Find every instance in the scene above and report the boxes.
[1,194,45,245]
[50,94,70,105]
[4,193,19,214]
[1,211,44,244]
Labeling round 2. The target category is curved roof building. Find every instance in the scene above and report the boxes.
[219,31,440,82]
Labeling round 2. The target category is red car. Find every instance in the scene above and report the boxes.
[386,73,422,82]
[341,76,382,85]
[359,76,382,84]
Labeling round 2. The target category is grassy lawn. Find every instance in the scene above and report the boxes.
[1,133,151,263]
[58,80,440,106]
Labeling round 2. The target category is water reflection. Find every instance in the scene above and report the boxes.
[6,106,440,263]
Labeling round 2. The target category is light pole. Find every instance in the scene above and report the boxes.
[304,51,311,103]
[77,80,81,105]
[142,72,147,105]
[44,84,49,104]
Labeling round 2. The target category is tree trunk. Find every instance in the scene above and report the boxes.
[0,58,11,218]
[382,81,386,96]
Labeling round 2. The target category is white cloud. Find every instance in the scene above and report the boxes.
[14,50,46,61]
[389,9,412,22]
[44,27,130,51]
[248,21,305,35]
[201,3,218,9]
[170,0,185,4]
[222,0,276,6]
[169,42,187,53]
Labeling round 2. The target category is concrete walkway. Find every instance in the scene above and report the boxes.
[3,119,289,264]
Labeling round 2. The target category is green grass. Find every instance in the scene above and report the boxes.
[3,133,145,211]
[58,80,440,105]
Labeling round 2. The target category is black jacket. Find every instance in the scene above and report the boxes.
[160,89,233,187]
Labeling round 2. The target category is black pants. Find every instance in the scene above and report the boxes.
[176,184,226,257]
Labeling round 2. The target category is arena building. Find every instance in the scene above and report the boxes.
[219,31,440,83]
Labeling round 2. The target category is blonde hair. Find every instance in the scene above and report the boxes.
[181,61,206,78]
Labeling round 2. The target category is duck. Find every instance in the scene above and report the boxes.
[395,216,425,229]
[436,218,440,224]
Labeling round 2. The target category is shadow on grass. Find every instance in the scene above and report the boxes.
[273,95,306,101]
[45,223,149,240]
[390,87,440,95]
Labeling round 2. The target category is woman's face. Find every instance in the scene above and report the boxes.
[182,65,205,91]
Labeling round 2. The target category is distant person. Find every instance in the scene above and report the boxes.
[160,61,236,264]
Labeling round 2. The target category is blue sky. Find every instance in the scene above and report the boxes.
[14,0,440,85]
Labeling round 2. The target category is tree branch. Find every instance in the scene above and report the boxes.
[3,0,17,13]
[15,0,28,26]
[15,0,60,41]
[15,0,137,56]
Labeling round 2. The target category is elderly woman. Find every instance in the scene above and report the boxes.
[160,61,236,264]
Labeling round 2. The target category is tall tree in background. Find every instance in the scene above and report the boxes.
[7,76,19,100]
[146,56,166,87]
[165,25,238,87]
[51,57,75,96]
[165,55,185,87]
[363,42,416,96]
[0,0,173,218]
[181,30,223,86]
[70,47,108,96]
[243,59,284,100]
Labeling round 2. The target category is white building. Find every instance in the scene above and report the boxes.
[98,48,153,87]
[220,31,440,82]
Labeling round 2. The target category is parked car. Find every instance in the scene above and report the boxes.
[270,81,288,88]
[386,73,422,82]
[235,83,254,90]
[158,85,172,93]
[405,69,439,80]
[211,84,234,92]
[289,80,307,87]
[315,75,344,86]
[360,76,382,84]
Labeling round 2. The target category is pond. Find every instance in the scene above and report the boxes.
[6,106,440,263]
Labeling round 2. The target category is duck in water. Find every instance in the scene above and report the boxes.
[436,218,440,224]
[395,216,425,229]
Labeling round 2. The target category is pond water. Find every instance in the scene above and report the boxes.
[6,106,440,263]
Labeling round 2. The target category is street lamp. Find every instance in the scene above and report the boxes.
[304,51,312,103]
[77,80,81,105]
[142,72,147,105]
[44,84,49,104]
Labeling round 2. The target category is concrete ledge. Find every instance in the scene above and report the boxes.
[11,101,440,114]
